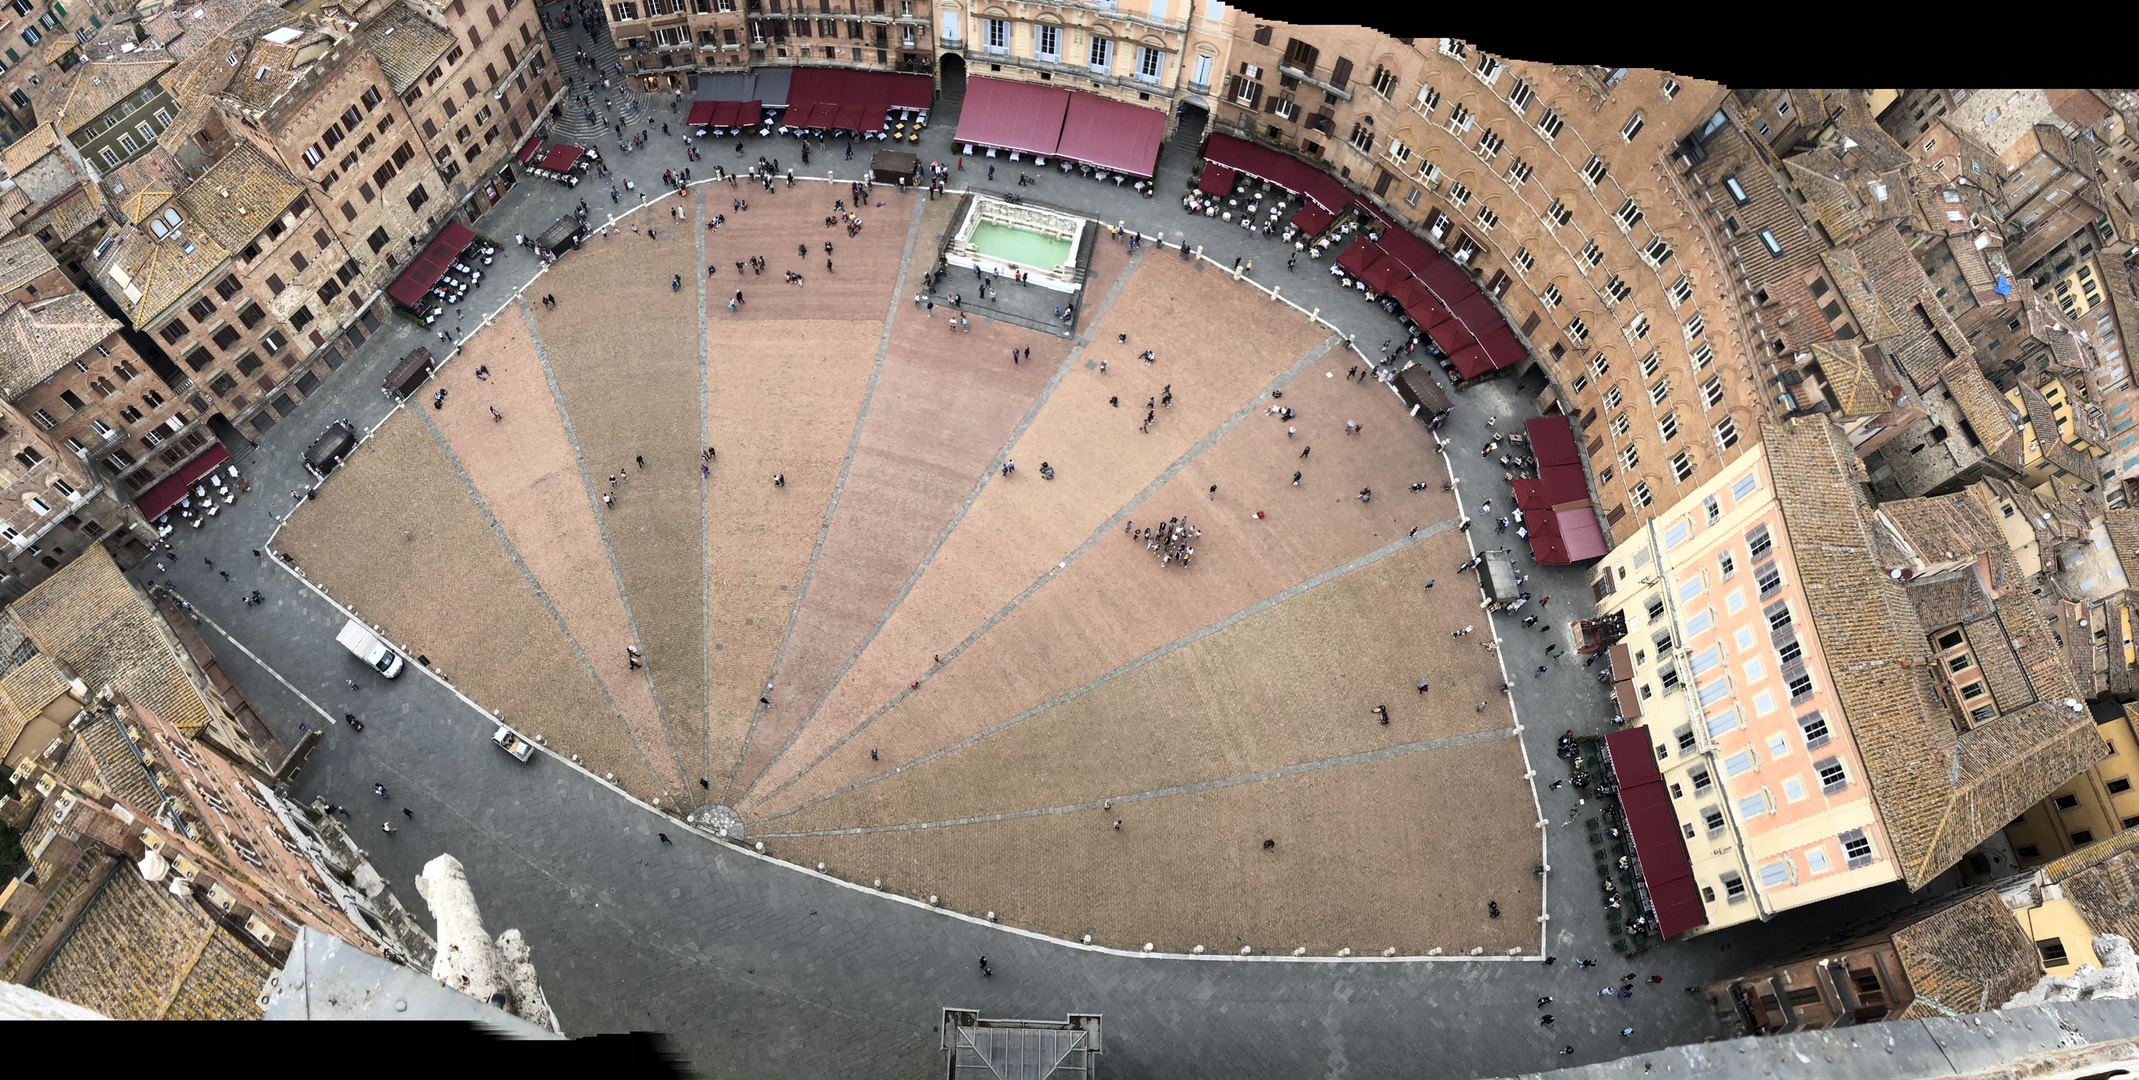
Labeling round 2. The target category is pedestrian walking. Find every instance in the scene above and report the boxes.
[374,783,388,797]
[382,822,398,834]
[402,807,414,819]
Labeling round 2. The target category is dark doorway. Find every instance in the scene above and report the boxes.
[938,52,966,102]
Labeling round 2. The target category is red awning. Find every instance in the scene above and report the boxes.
[1452,291,1501,331]
[1526,415,1581,467]
[1479,326,1528,369]
[1055,92,1166,177]
[1511,478,1552,512]
[687,100,718,126]
[515,136,542,164]
[736,101,763,127]
[1197,163,1236,196]
[1389,279,1446,326]
[1378,230,1438,277]
[1201,133,1352,212]
[1337,241,1385,278]
[1417,258,1478,305]
[1526,508,1571,564]
[538,144,583,172]
[1426,315,1477,357]
[1558,508,1608,561]
[1604,729,1708,939]
[387,220,478,308]
[138,443,233,521]
[1447,342,1493,380]
[833,103,870,131]
[1540,463,1590,509]
[1357,258,1405,296]
[1290,202,1334,236]
[953,76,1070,158]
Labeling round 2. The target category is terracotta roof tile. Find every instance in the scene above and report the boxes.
[51,57,176,138]
[170,143,304,253]
[1890,888,2042,1016]
[1766,418,2103,890]
[9,547,216,739]
[0,294,121,400]
[0,236,58,295]
[362,2,456,96]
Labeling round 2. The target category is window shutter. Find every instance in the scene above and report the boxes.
[1246,84,1262,110]
[1328,56,1352,89]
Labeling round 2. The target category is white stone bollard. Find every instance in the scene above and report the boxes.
[1191,945,1205,954]
[1337,948,1352,957]
[754,841,764,852]
[1470,947,1485,956]
[1241,946,1253,955]
[816,862,826,872]
[1428,947,1444,956]
[1292,947,1308,957]
[928,895,939,906]
[873,879,883,889]
[1143,943,1155,953]
[1382,948,1398,957]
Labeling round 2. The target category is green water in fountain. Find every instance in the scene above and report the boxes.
[969,220,1073,271]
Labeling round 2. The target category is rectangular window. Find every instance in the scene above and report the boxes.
[1757,861,1790,888]
[1746,524,1772,559]
[1663,521,1691,549]
[1815,756,1847,793]
[1759,229,1783,257]
[1724,750,1755,777]
[1633,481,1652,507]
[1841,828,1873,869]
[1737,791,1771,819]
[1672,451,1695,481]
[1543,198,1572,228]
[1689,644,1720,673]
[1535,107,1564,140]
[1580,155,1608,188]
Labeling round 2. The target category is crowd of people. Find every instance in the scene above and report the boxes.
[1126,515,1199,567]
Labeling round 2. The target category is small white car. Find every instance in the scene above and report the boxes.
[492,724,535,762]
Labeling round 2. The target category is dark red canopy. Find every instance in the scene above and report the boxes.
[1417,258,1478,304]
[1378,230,1438,277]
[538,144,583,172]
[687,100,718,126]
[515,136,542,164]
[139,442,232,521]
[1290,202,1334,236]
[1197,163,1236,196]
[1452,291,1500,330]
[1605,729,1708,939]
[1426,316,1477,357]
[1201,133,1352,211]
[954,76,1070,157]
[735,101,763,127]
[1336,241,1384,278]
[1511,478,1552,512]
[1527,415,1580,466]
[387,220,477,308]
[1446,342,1494,380]
[1055,92,1166,177]
[1479,326,1528,369]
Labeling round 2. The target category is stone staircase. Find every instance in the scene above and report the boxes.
[542,10,643,144]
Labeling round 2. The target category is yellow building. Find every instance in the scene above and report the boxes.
[1592,418,2104,939]
[2005,378,2104,491]
[2006,702,2139,865]
[1702,825,2139,1035]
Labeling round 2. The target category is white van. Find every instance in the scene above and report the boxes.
[336,618,405,678]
